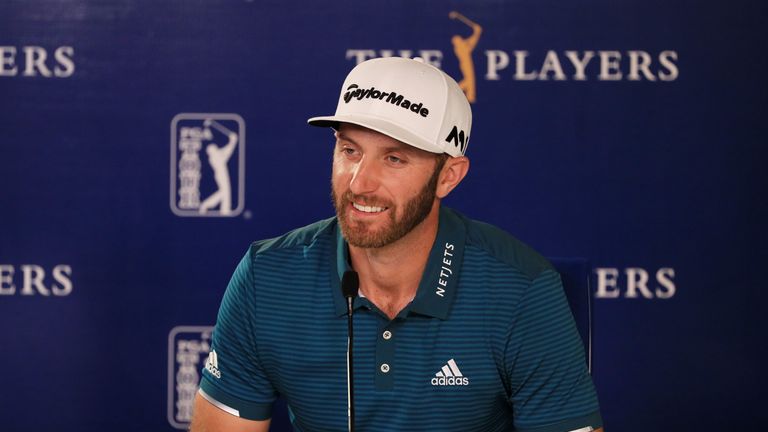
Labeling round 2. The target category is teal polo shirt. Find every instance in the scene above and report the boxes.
[199,206,602,432]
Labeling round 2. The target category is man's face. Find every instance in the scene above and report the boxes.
[331,124,444,249]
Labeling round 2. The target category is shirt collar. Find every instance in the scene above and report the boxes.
[330,207,467,320]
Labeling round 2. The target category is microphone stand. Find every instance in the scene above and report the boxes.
[341,271,359,432]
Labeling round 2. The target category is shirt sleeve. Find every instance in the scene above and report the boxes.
[199,246,276,421]
[506,268,603,432]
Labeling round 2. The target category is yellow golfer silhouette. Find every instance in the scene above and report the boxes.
[449,11,482,103]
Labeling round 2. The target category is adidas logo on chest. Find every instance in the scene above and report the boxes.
[430,358,469,386]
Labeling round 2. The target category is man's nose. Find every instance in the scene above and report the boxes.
[349,156,380,195]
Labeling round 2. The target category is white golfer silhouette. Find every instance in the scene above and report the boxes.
[199,119,238,215]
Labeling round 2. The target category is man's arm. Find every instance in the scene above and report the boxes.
[190,392,271,432]
[506,269,603,431]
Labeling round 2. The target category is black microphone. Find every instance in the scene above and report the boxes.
[341,271,359,432]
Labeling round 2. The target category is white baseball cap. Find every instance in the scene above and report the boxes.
[308,57,472,157]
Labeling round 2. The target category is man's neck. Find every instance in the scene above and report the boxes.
[348,205,440,319]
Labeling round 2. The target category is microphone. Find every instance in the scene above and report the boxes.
[341,271,359,432]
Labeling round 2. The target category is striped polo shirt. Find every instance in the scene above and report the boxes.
[199,206,602,432]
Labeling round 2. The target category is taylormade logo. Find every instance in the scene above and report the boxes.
[343,84,430,118]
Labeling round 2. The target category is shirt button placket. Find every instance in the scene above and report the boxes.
[375,324,395,390]
[381,331,393,373]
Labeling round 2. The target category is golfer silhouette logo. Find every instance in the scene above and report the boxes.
[449,11,482,103]
[199,119,237,215]
[170,113,245,217]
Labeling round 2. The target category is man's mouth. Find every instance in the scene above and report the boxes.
[351,202,388,213]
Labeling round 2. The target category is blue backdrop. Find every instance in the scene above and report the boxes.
[1,1,766,430]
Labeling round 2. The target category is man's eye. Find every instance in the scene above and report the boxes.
[387,156,403,164]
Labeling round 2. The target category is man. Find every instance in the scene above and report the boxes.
[191,57,603,432]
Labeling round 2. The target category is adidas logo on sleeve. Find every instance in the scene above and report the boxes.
[205,350,222,379]
[431,359,469,386]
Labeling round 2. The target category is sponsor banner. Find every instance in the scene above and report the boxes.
[345,11,679,105]
[0,2,763,431]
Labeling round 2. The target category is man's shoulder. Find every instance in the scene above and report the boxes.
[249,217,337,257]
[451,209,553,281]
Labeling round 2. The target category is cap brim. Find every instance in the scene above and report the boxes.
[307,114,445,154]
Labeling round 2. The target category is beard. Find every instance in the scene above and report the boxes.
[332,165,442,249]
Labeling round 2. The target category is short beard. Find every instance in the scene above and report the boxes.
[332,155,448,249]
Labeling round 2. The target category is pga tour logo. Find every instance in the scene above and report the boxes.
[170,113,245,217]
[167,326,214,429]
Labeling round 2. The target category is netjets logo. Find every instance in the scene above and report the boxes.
[343,84,430,118]
[345,10,679,104]
[170,113,245,217]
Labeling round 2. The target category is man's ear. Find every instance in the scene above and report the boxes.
[436,156,470,199]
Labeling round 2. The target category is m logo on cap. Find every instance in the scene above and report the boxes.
[445,125,468,153]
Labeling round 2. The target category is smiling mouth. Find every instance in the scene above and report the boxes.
[352,202,388,213]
